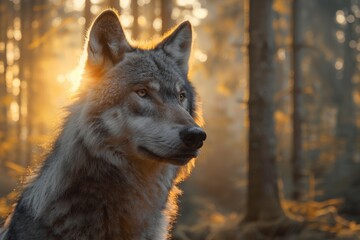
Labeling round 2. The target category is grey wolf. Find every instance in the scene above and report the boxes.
[0,9,206,240]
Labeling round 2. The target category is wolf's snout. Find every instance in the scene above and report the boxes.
[180,127,207,149]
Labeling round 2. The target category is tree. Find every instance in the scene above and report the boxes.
[20,0,34,166]
[108,0,120,13]
[332,6,357,195]
[131,0,139,39]
[337,15,356,162]
[244,0,285,222]
[84,0,92,36]
[160,0,173,34]
[291,0,305,201]
[0,1,9,152]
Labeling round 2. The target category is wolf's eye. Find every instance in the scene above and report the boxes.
[136,89,147,98]
[179,92,186,102]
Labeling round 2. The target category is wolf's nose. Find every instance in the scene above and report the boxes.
[180,127,207,149]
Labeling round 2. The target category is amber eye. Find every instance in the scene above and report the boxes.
[179,92,186,102]
[136,89,147,98]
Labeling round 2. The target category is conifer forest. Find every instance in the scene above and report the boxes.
[1,0,360,239]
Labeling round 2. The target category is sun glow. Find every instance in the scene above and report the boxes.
[66,66,84,93]
[57,65,83,93]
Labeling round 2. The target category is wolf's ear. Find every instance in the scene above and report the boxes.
[86,10,131,67]
[160,21,192,74]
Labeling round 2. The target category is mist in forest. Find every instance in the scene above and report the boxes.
[1,0,360,239]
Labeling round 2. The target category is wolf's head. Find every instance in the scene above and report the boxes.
[75,10,206,172]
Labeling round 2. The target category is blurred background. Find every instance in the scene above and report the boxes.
[0,0,360,239]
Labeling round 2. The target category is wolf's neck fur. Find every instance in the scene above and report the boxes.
[22,108,179,239]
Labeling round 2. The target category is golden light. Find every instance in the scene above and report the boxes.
[277,48,286,61]
[0,42,5,51]
[153,18,162,31]
[192,7,208,19]
[353,91,360,105]
[0,61,4,74]
[10,101,19,122]
[336,30,345,43]
[78,17,86,25]
[12,65,19,76]
[138,16,147,27]
[176,0,194,7]
[12,78,20,96]
[52,17,62,27]
[12,78,20,88]
[13,18,22,41]
[14,46,20,61]
[335,58,343,70]
[31,20,39,29]
[120,0,131,9]
[138,0,151,6]
[90,0,102,4]
[65,66,84,93]
[120,14,134,28]
[172,8,181,19]
[6,42,14,65]
[73,0,85,11]
[91,5,101,15]
[7,28,14,39]
[336,10,346,25]
[194,49,207,63]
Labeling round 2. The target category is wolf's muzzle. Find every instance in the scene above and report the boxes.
[179,127,207,149]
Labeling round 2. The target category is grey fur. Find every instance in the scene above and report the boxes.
[1,10,205,240]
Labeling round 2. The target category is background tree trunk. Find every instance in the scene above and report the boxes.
[20,0,33,166]
[332,14,356,194]
[0,1,9,151]
[291,0,305,201]
[108,0,120,13]
[131,0,139,39]
[84,0,92,36]
[160,0,173,34]
[244,0,285,222]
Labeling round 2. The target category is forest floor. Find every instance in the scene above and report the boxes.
[173,199,360,240]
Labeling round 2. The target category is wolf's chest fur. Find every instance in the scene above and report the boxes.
[40,152,177,239]
[7,124,178,240]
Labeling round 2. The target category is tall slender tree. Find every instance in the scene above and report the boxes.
[334,8,356,186]
[84,0,92,36]
[160,0,173,34]
[291,0,305,201]
[108,0,120,13]
[0,1,9,158]
[244,0,285,221]
[131,0,139,39]
[20,0,33,166]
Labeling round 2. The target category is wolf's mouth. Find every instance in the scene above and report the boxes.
[138,146,196,166]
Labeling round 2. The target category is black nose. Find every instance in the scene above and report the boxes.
[180,127,207,149]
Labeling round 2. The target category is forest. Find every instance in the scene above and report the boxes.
[1,0,360,239]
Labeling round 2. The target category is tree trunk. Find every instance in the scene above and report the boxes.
[20,0,33,166]
[131,0,139,39]
[291,0,305,201]
[84,0,92,36]
[334,19,356,182]
[0,1,9,149]
[108,0,120,13]
[160,0,173,34]
[244,0,285,222]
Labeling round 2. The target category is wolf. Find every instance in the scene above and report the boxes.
[0,9,206,240]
